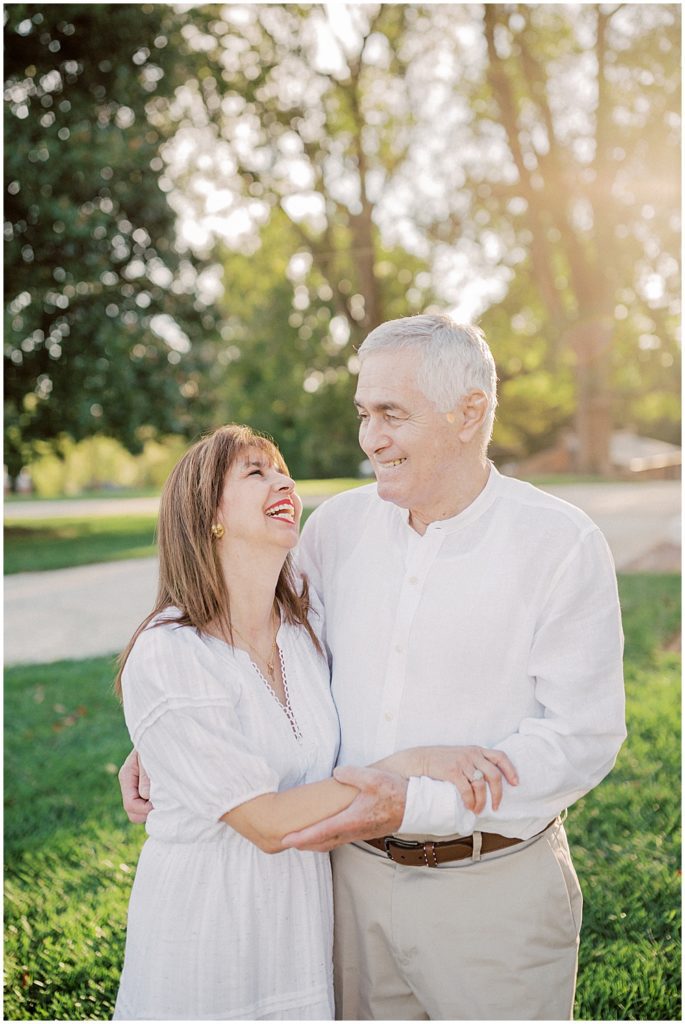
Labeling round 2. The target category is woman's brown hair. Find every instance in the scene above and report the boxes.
[115,424,321,696]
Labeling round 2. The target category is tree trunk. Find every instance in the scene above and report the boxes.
[567,318,614,475]
[4,445,25,494]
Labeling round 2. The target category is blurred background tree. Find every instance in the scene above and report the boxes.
[144,3,444,475]
[4,3,680,488]
[431,3,681,471]
[4,4,217,489]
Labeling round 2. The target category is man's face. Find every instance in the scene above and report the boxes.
[354,348,465,522]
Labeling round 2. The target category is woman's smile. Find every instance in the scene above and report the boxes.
[265,497,296,523]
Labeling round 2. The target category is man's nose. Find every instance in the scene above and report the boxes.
[361,419,389,454]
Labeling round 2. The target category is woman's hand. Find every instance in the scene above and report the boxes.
[378,745,518,814]
[118,748,153,823]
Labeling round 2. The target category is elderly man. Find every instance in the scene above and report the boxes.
[121,314,625,1020]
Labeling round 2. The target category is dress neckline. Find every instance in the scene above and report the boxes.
[246,643,302,742]
[203,627,303,743]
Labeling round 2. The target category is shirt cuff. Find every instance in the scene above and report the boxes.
[398,776,476,837]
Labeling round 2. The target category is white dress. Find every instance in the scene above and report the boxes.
[113,608,340,1021]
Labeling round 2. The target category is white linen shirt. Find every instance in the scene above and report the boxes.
[296,464,626,840]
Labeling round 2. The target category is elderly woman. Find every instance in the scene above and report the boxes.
[113,424,516,1020]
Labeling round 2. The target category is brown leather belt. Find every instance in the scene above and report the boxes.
[364,825,549,868]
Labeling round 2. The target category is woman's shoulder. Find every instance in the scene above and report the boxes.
[128,608,200,662]
[122,608,241,704]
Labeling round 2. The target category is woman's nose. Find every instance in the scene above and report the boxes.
[273,471,295,492]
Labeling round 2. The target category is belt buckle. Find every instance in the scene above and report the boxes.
[382,836,422,860]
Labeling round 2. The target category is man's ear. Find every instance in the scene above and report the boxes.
[454,390,489,442]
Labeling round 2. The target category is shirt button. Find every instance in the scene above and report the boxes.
[395,644,403,653]
[408,576,419,585]
[384,711,394,722]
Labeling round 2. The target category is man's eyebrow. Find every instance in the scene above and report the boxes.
[353,399,407,413]
[241,457,268,468]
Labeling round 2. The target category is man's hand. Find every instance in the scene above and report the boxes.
[281,766,408,853]
[118,748,152,824]
[376,744,518,814]
[419,745,518,814]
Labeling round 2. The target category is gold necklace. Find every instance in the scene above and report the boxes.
[233,619,278,683]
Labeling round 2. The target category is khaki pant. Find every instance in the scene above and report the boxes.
[331,820,582,1020]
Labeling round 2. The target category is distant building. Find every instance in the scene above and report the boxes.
[503,431,681,480]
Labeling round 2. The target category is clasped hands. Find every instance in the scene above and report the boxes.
[280,745,518,853]
[119,744,517,853]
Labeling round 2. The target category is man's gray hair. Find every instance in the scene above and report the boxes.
[358,314,498,438]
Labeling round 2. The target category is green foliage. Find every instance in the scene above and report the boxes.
[459,4,681,467]
[172,4,680,469]
[3,575,681,1020]
[206,216,362,478]
[4,514,158,573]
[202,210,440,478]
[25,434,188,497]
[143,6,446,476]
[4,4,215,483]
[5,3,681,487]
[172,5,433,338]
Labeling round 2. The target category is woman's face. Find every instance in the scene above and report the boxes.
[216,446,302,552]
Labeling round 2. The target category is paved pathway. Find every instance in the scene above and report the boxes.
[4,482,680,666]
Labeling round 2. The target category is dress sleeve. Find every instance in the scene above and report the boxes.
[122,622,279,822]
[137,704,280,821]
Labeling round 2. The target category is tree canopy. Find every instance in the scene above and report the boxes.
[442,3,680,469]
[4,4,214,484]
[4,4,680,483]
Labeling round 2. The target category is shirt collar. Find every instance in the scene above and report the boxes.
[394,460,502,536]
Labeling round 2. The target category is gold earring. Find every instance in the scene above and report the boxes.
[211,523,225,539]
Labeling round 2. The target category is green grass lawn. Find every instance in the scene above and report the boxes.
[4,575,680,1020]
[4,516,159,574]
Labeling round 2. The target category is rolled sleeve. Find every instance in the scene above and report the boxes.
[399,776,476,837]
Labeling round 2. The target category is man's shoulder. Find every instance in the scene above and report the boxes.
[495,472,598,536]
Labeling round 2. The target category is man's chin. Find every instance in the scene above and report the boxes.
[374,478,410,509]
